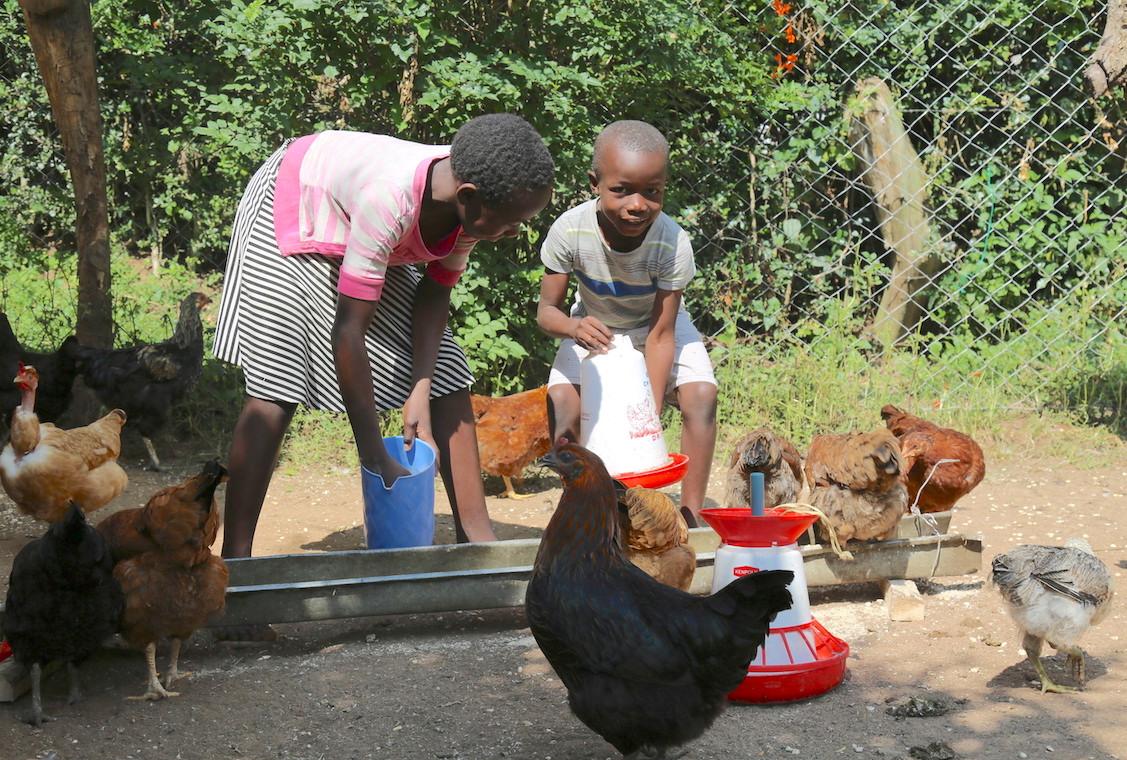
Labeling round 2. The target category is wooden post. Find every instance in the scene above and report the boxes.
[847,77,941,348]
[1087,0,1127,98]
[19,0,113,350]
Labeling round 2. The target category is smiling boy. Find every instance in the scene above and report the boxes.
[536,120,718,526]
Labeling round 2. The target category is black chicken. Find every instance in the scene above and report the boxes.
[1,502,124,725]
[0,312,81,424]
[526,441,794,760]
[71,292,209,470]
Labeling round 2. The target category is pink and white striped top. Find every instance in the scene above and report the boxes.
[272,131,475,302]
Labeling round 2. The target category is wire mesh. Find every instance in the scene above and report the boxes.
[0,0,1123,416]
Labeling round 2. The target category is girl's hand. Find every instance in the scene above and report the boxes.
[402,385,439,466]
[573,317,614,353]
[360,445,410,488]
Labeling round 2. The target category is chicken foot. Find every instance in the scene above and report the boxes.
[126,642,180,700]
[502,475,535,500]
[1024,633,1079,694]
[1048,639,1088,687]
[22,662,57,726]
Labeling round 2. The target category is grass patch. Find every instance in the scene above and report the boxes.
[6,256,1122,474]
[702,334,1125,470]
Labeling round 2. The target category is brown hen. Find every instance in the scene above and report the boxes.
[881,404,986,514]
[722,427,803,509]
[1,364,128,522]
[614,482,696,591]
[803,428,907,544]
[109,459,228,700]
[98,458,225,565]
[470,385,551,499]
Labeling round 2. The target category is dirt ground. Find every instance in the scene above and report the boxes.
[1,431,1125,760]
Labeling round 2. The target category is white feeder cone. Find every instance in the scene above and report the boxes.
[579,334,670,477]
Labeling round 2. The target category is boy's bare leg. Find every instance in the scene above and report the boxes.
[432,388,497,543]
[675,381,718,527]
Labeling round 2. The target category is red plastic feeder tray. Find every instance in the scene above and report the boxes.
[700,506,850,703]
[614,453,689,489]
[730,619,849,703]
[699,507,817,546]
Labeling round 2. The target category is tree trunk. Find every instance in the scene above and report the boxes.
[1087,0,1127,98]
[19,0,113,349]
[848,77,940,349]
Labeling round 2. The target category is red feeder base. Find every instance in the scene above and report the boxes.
[614,453,689,489]
[729,619,849,703]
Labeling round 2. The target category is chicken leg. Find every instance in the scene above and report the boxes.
[502,475,535,500]
[126,642,179,700]
[64,661,84,705]
[163,637,193,688]
[142,436,162,471]
[1024,633,1079,694]
[23,662,57,725]
[1049,639,1088,687]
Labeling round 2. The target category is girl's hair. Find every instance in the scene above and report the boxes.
[591,120,669,177]
[450,114,555,207]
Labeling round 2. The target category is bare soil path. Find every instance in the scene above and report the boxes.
[1,432,1124,760]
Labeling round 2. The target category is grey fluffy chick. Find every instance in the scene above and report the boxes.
[991,538,1115,693]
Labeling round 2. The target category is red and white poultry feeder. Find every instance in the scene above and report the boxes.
[578,333,690,489]
[700,477,849,703]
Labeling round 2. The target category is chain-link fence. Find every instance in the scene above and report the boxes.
[2,0,1123,421]
[679,1,1124,418]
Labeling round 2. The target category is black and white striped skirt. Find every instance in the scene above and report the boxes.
[212,141,475,411]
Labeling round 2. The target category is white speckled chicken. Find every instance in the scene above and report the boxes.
[803,428,906,545]
[991,538,1115,693]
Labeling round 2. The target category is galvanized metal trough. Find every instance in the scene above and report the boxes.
[214,521,982,627]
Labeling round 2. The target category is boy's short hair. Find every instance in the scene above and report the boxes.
[591,120,669,176]
[451,114,555,207]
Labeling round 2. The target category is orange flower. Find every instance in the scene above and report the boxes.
[786,22,797,43]
[772,52,798,78]
[772,0,792,15]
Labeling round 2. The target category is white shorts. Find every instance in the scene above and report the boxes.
[547,310,717,397]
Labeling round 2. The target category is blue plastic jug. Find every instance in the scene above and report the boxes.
[360,436,436,549]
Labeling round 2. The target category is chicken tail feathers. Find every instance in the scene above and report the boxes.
[694,569,794,693]
[707,568,794,627]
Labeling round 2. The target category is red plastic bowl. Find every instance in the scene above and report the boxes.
[730,620,850,703]
[615,453,690,488]
[699,507,819,547]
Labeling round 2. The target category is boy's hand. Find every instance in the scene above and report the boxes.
[573,317,614,353]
